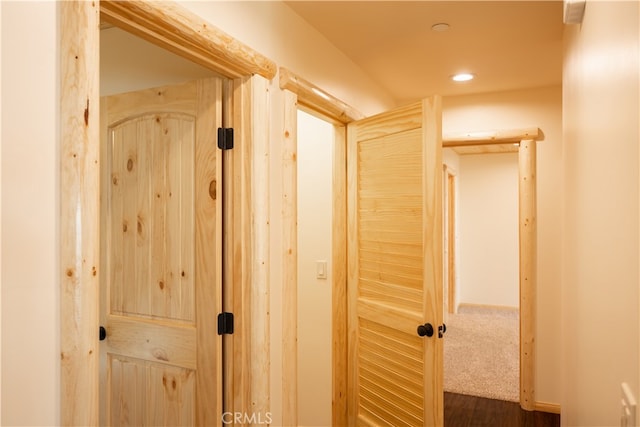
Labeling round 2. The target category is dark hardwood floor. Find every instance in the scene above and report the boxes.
[444,392,560,427]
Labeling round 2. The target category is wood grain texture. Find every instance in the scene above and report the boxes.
[444,392,560,427]
[101,78,222,426]
[222,79,235,416]
[109,355,196,426]
[346,121,360,427]
[248,75,271,421]
[445,168,457,314]
[224,75,270,423]
[347,98,443,426]
[519,139,537,411]
[108,110,197,321]
[452,143,520,156]
[422,96,444,427]
[60,2,100,425]
[281,89,298,427]
[194,78,223,426]
[332,125,349,427]
[100,0,276,80]
[227,77,251,419]
[443,127,540,146]
[279,67,364,124]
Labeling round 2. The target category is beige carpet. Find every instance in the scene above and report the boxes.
[443,304,519,402]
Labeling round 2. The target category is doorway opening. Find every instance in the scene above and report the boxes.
[443,147,520,403]
[443,132,539,411]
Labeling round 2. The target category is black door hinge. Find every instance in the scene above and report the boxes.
[218,127,234,150]
[217,312,234,335]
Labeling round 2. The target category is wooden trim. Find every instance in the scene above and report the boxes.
[443,127,540,147]
[194,77,224,426]
[345,117,359,426]
[281,90,298,426]
[221,79,234,418]
[100,0,277,80]
[422,96,444,426]
[457,302,519,313]
[332,125,348,426]
[225,75,271,420]
[248,75,271,420]
[60,2,101,426]
[445,167,457,314]
[519,139,537,411]
[279,67,364,124]
[534,401,561,414]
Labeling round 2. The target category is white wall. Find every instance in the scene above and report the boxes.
[458,153,519,308]
[1,2,59,425]
[562,1,639,425]
[443,85,563,405]
[296,110,333,427]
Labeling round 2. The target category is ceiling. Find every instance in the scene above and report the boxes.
[285,1,564,104]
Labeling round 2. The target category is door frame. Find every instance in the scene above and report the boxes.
[443,164,457,316]
[443,131,539,411]
[279,68,363,426]
[278,68,542,421]
[59,2,275,425]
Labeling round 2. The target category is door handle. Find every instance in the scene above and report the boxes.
[417,323,434,337]
[438,323,447,338]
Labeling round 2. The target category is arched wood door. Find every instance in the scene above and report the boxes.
[99,78,223,426]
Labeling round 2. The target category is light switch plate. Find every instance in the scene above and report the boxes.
[316,260,327,280]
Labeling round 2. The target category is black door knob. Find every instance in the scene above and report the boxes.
[99,326,106,341]
[417,323,434,337]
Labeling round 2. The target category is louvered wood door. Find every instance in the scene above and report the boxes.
[100,78,222,426]
[347,98,443,426]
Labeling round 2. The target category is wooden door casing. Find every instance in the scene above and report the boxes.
[100,78,223,426]
[347,98,443,426]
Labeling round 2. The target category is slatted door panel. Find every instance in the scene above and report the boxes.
[348,99,443,426]
[101,78,222,426]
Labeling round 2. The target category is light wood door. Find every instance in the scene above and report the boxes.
[100,78,223,426]
[347,98,443,426]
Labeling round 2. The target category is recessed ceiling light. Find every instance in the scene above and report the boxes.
[431,23,450,32]
[451,73,475,82]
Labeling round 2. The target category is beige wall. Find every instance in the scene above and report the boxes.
[180,0,396,117]
[457,153,520,308]
[101,27,214,96]
[443,85,563,405]
[562,1,640,425]
[296,110,333,426]
[1,2,59,425]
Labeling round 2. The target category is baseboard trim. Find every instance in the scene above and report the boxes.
[534,401,561,414]
[456,302,519,313]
